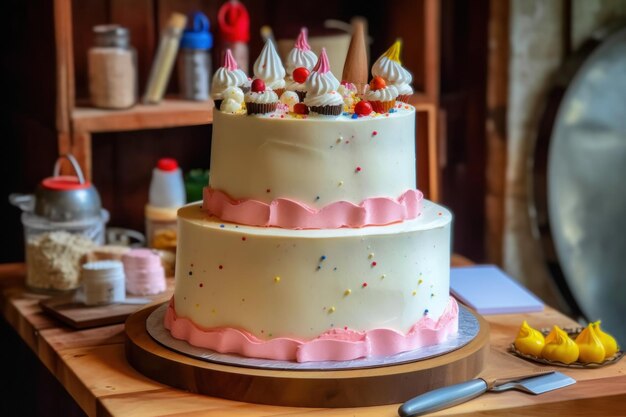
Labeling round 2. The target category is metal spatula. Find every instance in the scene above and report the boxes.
[398,371,576,416]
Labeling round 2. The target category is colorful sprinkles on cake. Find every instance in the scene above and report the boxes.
[316,255,327,271]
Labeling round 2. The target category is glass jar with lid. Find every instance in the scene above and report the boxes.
[9,155,109,293]
[88,24,137,109]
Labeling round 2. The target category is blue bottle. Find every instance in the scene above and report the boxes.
[178,12,213,101]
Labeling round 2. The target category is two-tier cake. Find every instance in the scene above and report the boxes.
[164,30,458,363]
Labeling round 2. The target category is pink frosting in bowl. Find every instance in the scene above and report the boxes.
[202,188,423,229]
[164,297,459,363]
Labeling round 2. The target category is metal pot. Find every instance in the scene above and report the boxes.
[10,154,102,222]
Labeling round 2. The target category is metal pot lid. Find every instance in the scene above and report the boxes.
[41,175,92,191]
[34,154,102,221]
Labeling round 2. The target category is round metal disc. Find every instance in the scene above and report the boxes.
[547,26,626,343]
[146,303,480,371]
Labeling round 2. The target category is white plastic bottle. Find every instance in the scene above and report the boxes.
[145,158,186,252]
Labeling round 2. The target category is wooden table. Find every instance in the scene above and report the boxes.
[2,261,625,416]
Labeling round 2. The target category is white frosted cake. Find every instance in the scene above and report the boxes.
[165,38,458,362]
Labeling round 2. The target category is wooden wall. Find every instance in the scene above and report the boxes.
[440,0,489,261]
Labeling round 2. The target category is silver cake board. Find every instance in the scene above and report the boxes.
[146,302,480,371]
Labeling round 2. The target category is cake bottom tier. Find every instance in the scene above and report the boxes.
[167,200,456,362]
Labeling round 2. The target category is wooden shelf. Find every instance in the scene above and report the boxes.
[408,91,436,108]
[72,99,214,134]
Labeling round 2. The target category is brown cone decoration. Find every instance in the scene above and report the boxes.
[341,18,368,95]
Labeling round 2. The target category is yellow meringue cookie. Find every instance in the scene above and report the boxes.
[514,320,545,357]
[575,323,606,364]
[591,320,619,359]
[541,325,579,364]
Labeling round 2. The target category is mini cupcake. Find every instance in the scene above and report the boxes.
[211,49,249,109]
[280,91,300,112]
[220,86,246,114]
[337,81,358,111]
[364,76,398,113]
[372,40,413,103]
[245,79,278,115]
[289,67,310,102]
[303,48,344,116]
[253,39,286,97]
[285,28,317,101]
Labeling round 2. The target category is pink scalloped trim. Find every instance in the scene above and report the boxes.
[202,188,423,229]
[164,297,459,362]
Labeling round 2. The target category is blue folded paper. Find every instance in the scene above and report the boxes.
[450,265,544,315]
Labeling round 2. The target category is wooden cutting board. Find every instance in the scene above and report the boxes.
[40,292,170,329]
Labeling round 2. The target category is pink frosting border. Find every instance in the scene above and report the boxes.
[202,188,423,229]
[164,297,459,363]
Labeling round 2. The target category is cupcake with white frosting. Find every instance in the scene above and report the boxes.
[303,48,344,116]
[285,27,317,101]
[364,76,398,113]
[253,39,286,97]
[220,86,246,114]
[372,40,413,103]
[245,79,278,115]
[211,49,249,109]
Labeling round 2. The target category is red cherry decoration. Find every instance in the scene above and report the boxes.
[293,102,309,115]
[251,79,266,93]
[292,67,310,84]
[354,100,373,116]
[369,76,387,91]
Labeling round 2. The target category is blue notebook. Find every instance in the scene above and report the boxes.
[450,265,544,315]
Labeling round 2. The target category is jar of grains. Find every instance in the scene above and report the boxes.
[88,24,137,109]
[9,154,109,293]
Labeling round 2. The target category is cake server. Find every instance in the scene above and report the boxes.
[398,371,575,416]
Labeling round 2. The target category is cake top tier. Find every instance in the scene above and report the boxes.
[212,31,414,117]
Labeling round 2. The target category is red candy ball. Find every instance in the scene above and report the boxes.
[354,100,373,116]
[293,102,309,115]
[251,79,266,93]
[369,76,387,91]
[292,67,310,84]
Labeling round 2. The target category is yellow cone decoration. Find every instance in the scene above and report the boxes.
[514,320,545,357]
[575,324,606,364]
[591,321,619,359]
[541,325,579,364]
[382,40,402,64]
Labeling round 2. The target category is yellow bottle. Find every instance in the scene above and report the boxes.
[541,325,579,364]
[514,320,545,357]
[575,324,605,364]
[591,321,619,359]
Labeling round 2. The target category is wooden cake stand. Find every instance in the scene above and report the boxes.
[125,302,489,407]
